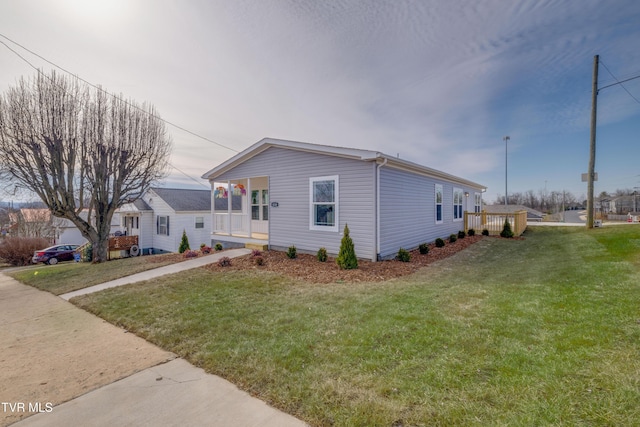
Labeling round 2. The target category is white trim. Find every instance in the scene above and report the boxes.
[309,175,339,232]
[435,184,443,224]
[453,187,464,222]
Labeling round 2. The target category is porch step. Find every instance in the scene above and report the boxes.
[245,243,268,251]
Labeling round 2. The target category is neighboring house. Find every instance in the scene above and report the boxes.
[8,208,120,245]
[117,187,211,254]
[484,204,546,222]
[202,138,486,261]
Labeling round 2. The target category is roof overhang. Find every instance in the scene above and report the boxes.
[202,137,486,191]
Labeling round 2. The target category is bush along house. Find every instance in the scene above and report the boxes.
[201,138,486,260]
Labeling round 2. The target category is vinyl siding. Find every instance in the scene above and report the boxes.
[143,191,211,253]
[378,166,480,259]
[215,147,377,260]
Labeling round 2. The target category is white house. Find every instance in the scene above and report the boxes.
[202,138,486,261]
[116,187,211,254]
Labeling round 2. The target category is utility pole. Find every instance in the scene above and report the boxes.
[585,56,640,228]
[504,136,510,206]
[587,55,599,229]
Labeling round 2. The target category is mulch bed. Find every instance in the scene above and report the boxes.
[203,235,485,283]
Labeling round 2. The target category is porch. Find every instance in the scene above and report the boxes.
[212,177,269,245]
[464,210,528,237]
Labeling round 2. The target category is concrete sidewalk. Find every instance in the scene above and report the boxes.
[3,249,308,427]
[60,248,252,300]
[14,358,305,427]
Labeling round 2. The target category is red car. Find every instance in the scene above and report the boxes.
[32,244,80,265]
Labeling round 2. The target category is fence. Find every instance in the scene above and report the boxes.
[464,210,528,237]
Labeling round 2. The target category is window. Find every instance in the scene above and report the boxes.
[435,184,443,224]
[251,189,269,221]
[195,216,204,229]
[453,188,464,221]
[474,193,482,213]
[157,215,169,235]
[310,176,338,231]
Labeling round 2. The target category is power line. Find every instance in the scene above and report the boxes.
[600,60,640,104]
[169,162,209,188]
[0,32,240,154]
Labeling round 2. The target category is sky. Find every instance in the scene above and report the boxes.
[1,0,639,204]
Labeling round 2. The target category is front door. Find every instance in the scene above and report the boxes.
[251,189,269,235]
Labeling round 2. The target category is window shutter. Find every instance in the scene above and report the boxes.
[167,216,170,236]
[156,215,159,234]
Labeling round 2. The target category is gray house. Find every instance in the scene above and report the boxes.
[202,138,486,261]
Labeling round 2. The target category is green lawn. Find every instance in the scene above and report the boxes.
[72,226,640,426]
[8,254,180,295]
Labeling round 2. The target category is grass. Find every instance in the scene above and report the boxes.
[8,255,181,295]
[67,226,640,425]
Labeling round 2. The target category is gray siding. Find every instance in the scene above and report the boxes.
[215,147,377,260]
[379,167,479,259]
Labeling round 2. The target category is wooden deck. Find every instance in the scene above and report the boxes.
[464,210,527,236]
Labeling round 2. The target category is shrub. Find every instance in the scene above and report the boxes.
[200,245,212,254]
[482,229,490,236]
[82,243,93,262]
[214,243,223,251]
[317,247,328,262]
[178,230,190,254]
[418,243,429,255]
[468,228,476,236]
[251,249,262,257]
[286,245,297,259]
[336,223,358,270]
[397,247,411,262]
[0,237,50,266]
[458,230,466,239]
[500,218,514,238]
[435,238,445,248]
[254,256,264,266]
[200,243,206,248]
[449,234,457,243]
[183,250,198,259]
[217,256,232,267]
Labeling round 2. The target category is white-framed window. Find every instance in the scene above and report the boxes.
[251,190,269,221]
[310,175,338,231]
[195,216,204,229]
[474,193,482,213]
[453,188,464,221]
[435,184,443,224]
[157,215,169,235]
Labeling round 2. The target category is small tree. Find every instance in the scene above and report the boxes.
[178,230,190,253]
[336,223,358,269]
[500,218,514,238]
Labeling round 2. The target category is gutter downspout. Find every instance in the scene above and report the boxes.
[376,157,388,261]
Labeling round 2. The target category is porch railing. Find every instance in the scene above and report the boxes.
[464,210,527,237]
[213,213,249,235]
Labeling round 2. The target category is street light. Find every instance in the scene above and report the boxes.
[504,136,510,206]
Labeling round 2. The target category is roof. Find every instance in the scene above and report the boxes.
[150,188,211,212]
[202,138,486,190]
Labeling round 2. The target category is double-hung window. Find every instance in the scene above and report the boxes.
[435,184,443,224]
[453,188,464,221]
[251,190,269,221]
[474,193,482,213]
[195,216,204,229]
[310,175,338,231]
[157,215,169,235]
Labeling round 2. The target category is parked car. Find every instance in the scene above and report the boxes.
[32,244,80,265]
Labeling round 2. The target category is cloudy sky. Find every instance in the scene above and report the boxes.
[1,0,639,203]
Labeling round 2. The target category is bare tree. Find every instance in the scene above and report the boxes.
[0,71,172,262]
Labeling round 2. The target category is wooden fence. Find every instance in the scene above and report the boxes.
[464,210,528,237]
